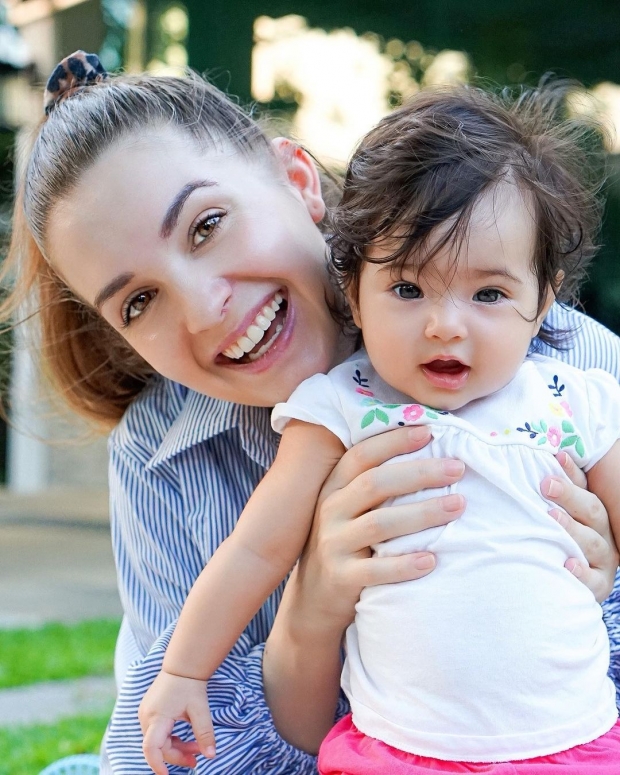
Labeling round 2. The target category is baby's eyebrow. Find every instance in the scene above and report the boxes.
[470,267,523,284]
[159,179,216,239]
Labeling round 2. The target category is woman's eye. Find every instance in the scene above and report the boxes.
[393,283,422,300]
[473,288,504,303]
[122,290,156,326]
[191,211,224,249]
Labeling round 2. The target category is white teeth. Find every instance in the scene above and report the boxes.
[246,325,265,345]
[248,324,283,361]
[222,292,285,360]
[237,336,254,353]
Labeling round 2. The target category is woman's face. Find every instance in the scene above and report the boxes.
[47,129,345,406]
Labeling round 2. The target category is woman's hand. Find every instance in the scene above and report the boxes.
[542,450,619,602]
[263,425,465,752]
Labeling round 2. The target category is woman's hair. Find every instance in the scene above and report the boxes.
[330,80,606,347]
[1,71,285,429]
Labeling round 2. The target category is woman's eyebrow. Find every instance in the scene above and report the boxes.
[94,271,135,310]
[159,180,216,239]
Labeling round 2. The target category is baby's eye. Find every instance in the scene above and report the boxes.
[191,210,225,249]
[473,288,504,303]
[393,283,422,300]
[122,289,157,326]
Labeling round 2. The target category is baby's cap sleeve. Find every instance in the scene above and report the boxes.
[271,372,352,448]
[581,368,620,471]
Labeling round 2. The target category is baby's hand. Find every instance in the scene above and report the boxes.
[139,669,216,775]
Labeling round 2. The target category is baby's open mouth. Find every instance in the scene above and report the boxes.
[421,359,471,389]
[220,292,288,364]
[424,359,467,375]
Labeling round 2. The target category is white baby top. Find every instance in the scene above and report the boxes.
[272,351,620,762]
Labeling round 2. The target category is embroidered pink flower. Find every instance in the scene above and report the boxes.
[560,401,573,418]
[547,426,561,447]
[403,404,424,422]
[490,431,498,437]
[356,387,374,397]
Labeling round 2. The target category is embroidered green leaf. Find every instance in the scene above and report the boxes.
[382,404,401,409]
[540,420,548,432]
[537,437,546,445]
[361,410,376,429]
[561,420,574,433]
[531,421,543,433]
[575,437,585,457]
[560,434,578,449]
[425,411,438,419]
[375,409,390,425]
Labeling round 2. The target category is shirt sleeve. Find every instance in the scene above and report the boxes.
[272,373,352,448]
[105,435,343,774]
[581,368,620,471]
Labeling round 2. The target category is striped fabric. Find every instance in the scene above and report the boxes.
[104,303,620,775]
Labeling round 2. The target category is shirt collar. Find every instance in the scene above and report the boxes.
[146,385,277,471]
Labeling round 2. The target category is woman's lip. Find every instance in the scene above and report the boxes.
[217,289,285,355]
[218,297,295,374]
[421,363,470,390]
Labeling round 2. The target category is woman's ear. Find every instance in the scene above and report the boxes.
[272,137,326,224]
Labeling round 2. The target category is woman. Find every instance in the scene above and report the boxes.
[7,53,619,773]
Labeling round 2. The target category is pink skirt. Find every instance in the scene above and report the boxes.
[318,715,620,774]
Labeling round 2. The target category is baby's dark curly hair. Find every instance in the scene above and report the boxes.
[329,80,606,348]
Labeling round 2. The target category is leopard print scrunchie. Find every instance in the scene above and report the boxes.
[43,50,108,115]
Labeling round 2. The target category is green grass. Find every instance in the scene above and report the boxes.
[0,619,120,688]
[0,712,109,775]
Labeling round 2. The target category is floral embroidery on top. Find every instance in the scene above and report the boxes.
[352,369,449,429]
[548,375,565,397]
[516,418,584,457]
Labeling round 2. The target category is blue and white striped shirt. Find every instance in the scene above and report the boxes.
[105,304,620,775]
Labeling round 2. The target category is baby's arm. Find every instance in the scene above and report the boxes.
[139,419,345,774]
[585,441,620,574]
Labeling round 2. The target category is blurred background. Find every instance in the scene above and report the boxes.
[0,3,619,771]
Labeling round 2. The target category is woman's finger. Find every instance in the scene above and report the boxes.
[348,494,465,549]
[325,457,465,520]
[563,558,616,604]
[322,426,432,496]
[541,475,610,536]
[352,553,437,587]
[554,450,587,488]
[549,508,610,566]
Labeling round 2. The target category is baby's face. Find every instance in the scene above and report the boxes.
[353,182,553,411]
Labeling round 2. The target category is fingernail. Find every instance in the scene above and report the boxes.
[205,746,216,759]
[543,477,562,498]
[442,460,465,477]
[556,451,569,468]
[565,559,582,577]
[414,553,435,570]
[443,494,464,512]
[549,508,567,527]
[409,426,431,442]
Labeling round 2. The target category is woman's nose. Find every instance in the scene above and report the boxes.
[424,299,468,341]
[181,276,233,335]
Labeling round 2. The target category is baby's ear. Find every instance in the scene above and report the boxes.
[271,138,326,223]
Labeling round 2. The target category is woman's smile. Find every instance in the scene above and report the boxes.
[219,290,287,363]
